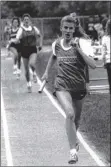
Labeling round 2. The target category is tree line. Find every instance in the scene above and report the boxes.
[1,1,111,19]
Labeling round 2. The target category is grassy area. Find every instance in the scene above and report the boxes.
[80,93,110,164]
[36,50,110,165]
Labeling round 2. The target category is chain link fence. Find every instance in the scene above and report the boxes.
[1,16,89,46]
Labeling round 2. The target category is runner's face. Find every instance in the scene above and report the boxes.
[13,20,19,27]
[23,16,30,26]
[61,21,75,42]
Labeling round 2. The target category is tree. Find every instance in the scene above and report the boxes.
[1,1,110,18]
[1,1,39,18]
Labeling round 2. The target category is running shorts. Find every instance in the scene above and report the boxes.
[21,46,37,58]
[53,89,87,100]
[10,42,21,53]
[70,89,87,100]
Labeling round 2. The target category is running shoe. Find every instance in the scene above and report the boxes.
[13,71,17,75]
[16,69,21,79]
[27,86,32,93]
[13,65,17,75]
[68,152,78,164]
[17,69,21,74]
[33,73,37,83]
[13,69,17,75]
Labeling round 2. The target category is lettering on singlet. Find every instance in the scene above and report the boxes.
[10,28,19,39]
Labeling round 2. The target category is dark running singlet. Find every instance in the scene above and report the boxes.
[9,27,21,52]
[20,26,36,46]
[20,26,37,58]
[52,38,87,92]
[10,28,19,40]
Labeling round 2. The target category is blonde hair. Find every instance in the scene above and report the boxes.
[60,15,75,27]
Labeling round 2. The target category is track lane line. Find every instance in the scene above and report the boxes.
[1,89,13,166]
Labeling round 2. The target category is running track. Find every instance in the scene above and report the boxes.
[1,48,109,166]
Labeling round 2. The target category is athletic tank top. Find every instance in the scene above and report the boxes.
[88,23,95,31]
[21,26,36,46]
[53,38,87,92]
[10,28,19,39]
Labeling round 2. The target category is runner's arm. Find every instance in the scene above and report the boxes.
[34,26,42,50]
[77,38,97,69]
[42,41,57,81]
[45,53,57,74]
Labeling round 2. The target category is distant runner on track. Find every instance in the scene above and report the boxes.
[9,13,42,93]
[7,17,22,78]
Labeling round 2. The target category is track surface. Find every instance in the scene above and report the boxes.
[1,48,108,166]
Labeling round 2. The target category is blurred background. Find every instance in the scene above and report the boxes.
[1,1,110,18]
[1,1,111,46]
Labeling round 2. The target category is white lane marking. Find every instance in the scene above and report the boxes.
[77,132,107,166]
[90,91,109,94]
[89,85,109,89]
[37,77,106,166]
[1,90,13,166]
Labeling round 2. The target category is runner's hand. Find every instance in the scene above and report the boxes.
[41,72,48,82]
[70,38,79,48]
[6,40,11,49]
[8,40,13,45]
[38,46,42,51]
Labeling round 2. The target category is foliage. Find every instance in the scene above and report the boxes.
[1,1,110,18]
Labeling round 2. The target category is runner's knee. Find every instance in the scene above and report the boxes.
[29,54,37,69]
[29,61,36,69]
[65,106,75,120]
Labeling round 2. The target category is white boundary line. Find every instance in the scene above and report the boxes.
[37,77,107,167]
[89,85,109,88]
[1,90,13,166]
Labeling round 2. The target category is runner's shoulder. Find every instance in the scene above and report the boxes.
[52,37,62,47]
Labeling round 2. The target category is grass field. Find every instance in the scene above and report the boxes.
[80,94,110,164]
[36,49,110,165]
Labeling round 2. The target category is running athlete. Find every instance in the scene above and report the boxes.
[4,21,11,57]
[102,19,111,94]
[42,16,96,164]
[4,21,11,45]
[9,14,42,93]
[8,17,21,77]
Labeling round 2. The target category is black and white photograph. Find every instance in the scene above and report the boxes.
[1,0,111,166]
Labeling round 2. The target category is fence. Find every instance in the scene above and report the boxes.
[1,17,109,93]
[1,16,89,46]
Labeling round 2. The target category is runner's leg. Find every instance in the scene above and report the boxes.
[10,47,18,74]
[56,90,78,163]
[29,53,37,83]
[22,57,32,92]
